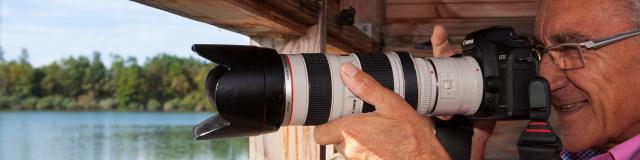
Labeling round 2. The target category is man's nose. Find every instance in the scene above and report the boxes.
[540,54,569,92]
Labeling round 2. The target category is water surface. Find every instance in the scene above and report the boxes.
[0,112,248,160]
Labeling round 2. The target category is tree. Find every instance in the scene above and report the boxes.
[0,50,213,112]
[88,51,107,98]
[0,46,5,62]
[110,56,148,107]
[6,60,35,98]
[19,48,29,64]
[57,56,87,97]
[0,63,8,96]
[40,62,63,96]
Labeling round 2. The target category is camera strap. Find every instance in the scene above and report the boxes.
[517,78,562,160]
[517,120,562,160]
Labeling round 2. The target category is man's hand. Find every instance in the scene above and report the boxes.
[312,24,494,160]
[313,62,450,160]
[312,25,453,160]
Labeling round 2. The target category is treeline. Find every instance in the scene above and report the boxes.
[0,48,216,112]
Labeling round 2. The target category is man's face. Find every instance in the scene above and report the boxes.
[536,0,640,152]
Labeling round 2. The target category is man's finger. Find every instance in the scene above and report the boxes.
[431,24,456,57]
[314,115,358,145]
[436,116,454,120]
[339,63,414,115]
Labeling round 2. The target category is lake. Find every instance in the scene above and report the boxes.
[0,112,248,160]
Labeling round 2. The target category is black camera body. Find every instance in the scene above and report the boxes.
[463,26,546,120]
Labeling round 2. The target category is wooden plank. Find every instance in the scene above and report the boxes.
[133,0,375,53]
[133,0,304,36]
[387,0,437,3]
[386,4,439,19]
[437,2,538,18]
[385,1,538,19]
[249,126,322,160]
[441,0,539,3]
[385,18,535,37]
[387,0,539,4]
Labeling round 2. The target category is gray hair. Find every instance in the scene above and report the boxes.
[624,0,640,45]
[625,0,640,27]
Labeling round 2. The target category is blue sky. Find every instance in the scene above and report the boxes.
[0,0,249,66]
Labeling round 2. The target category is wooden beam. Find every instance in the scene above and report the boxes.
[133,0,303,36]
[385,18,535,35]
[386,2,538,19]
[133,0,375,53]
[387,0,539,4]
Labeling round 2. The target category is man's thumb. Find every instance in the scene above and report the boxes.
[431,24,456,57]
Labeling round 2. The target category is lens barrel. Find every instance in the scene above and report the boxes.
[192,44,483,140]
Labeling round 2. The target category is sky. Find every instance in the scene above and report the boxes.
[0,0,249,66]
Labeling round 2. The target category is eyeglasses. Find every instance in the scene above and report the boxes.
[537,29,640,70]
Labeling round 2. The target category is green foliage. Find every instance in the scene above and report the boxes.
[0,96,17,110]
[20,97,39,110]
[162,98,180,112]
[146,99,162,111]
[98,98,116,111]
[61,98,76,110]
[0,61,35,98]
[77,92,98,110]
[0,46,5,62]
[0,50,215,112]
[36,96,56,110]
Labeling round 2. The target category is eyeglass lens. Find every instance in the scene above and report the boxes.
[547,45,585,69]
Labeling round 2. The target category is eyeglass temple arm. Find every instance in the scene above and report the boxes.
[583,29,640,49]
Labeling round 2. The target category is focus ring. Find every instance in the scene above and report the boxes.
[303,54,332,125]
[397,52,418,110]
[356,53,394,113]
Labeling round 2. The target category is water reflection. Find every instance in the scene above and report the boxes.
[0,112,248,160]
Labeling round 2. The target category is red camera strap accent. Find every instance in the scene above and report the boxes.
[528,121,548,126]
[518,120,562,160]
[525,129,552,133]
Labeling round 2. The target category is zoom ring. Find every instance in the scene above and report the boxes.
[356,53,394,113]
[303,54,332,125]
[397,52,418,110]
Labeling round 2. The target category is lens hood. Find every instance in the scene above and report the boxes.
[192,44,285,140]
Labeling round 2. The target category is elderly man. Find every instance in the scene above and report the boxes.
[313,0,640,159]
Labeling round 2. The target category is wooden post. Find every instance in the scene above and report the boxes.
[249,24,328,160]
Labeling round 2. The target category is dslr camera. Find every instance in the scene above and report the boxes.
[192,26,551,140]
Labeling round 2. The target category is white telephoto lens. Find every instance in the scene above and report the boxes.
[414,58,438,115]
[425,57,483,116]
[280,53,483,126]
